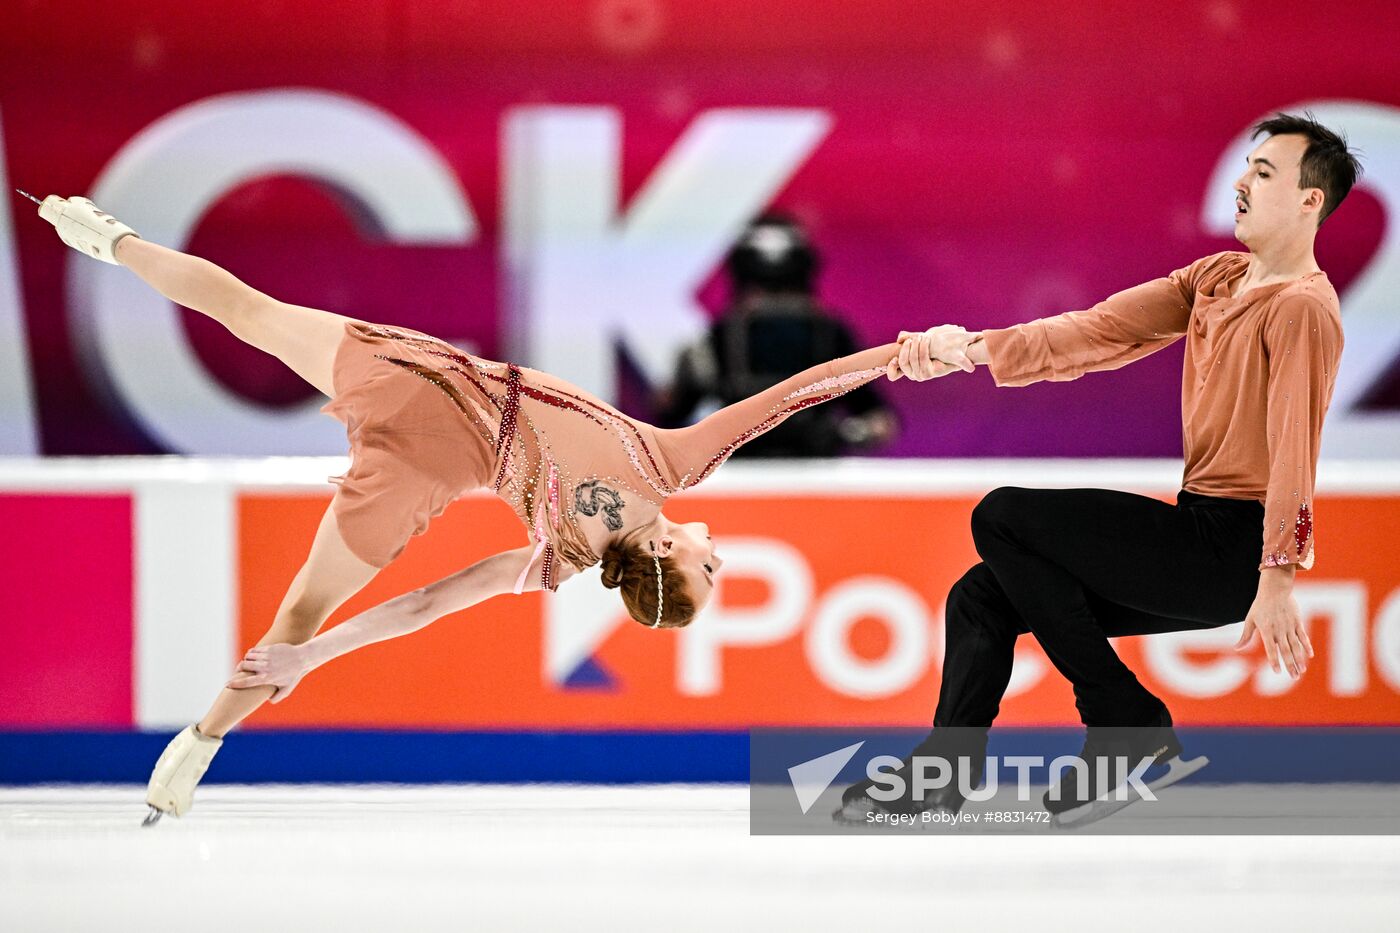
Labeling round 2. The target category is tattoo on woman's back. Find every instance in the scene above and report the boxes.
[574,480,625,531]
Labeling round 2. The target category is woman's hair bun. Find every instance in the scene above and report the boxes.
[594,537,699,628]
[599,546,627,589]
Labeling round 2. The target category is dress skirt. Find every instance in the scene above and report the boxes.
[321,322,496,567]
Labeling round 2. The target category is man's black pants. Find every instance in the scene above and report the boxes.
[935,486,1265,729]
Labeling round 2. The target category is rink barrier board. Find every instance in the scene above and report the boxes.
[1,729,1399,785]
[3,459,1400,738]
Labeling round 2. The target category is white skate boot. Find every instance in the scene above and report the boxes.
[37,195,140,264]
[142,724,223,827]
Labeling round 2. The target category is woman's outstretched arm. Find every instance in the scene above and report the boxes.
[661,342,902,488]
[226,545,562,699]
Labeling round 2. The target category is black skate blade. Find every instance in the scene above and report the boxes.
[832,797,876,825]
[1052,754,1209,829]
[140,805,165,828]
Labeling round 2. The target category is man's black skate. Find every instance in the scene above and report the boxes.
[1044,712,1208,828]
[832,731,986,825]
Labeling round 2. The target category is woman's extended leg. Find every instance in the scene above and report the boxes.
[114,236,357,398]
[196,501,379,737]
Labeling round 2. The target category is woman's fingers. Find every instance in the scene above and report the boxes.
[909,335,929,380]
[269,681,299,705]
[225,672,265,690]
[898,338,917,378]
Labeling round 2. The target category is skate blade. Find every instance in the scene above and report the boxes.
[832,798,876,825]
[1052,754,1210,829]
[140,805,166,828]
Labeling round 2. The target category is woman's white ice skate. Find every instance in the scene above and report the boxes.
[142,724,223,827]
[36,195,140,264]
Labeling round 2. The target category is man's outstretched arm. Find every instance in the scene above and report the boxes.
[895,254,1232,383]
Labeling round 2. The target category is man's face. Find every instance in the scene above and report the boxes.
[1232,133,1320,245]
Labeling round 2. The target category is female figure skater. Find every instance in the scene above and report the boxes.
[36,195,916,824]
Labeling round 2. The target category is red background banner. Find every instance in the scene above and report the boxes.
[4,1,1397,455]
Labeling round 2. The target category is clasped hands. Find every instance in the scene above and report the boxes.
[886,325,981,382]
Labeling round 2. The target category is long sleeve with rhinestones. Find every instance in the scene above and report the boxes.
[658,343,900,488]
[1259,294,1343,570]
[981,261,1206,386]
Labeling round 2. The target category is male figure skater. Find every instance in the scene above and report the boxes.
[843,113,1362,825]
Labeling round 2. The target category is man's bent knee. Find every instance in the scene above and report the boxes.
[945,564,1018,637]
[971,486,1046,556]
[970,486,1030,531]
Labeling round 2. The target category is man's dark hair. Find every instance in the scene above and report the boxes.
[1251,112,1363,225]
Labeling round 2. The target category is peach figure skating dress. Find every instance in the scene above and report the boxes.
[323,322,899,588]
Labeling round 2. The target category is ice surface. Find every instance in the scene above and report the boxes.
[3,784,1398,931]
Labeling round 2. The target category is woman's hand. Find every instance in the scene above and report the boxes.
[226,643,312,704]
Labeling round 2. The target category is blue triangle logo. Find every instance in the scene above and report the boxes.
[562,655,617,690]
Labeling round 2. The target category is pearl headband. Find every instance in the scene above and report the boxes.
[649,543,664,628]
